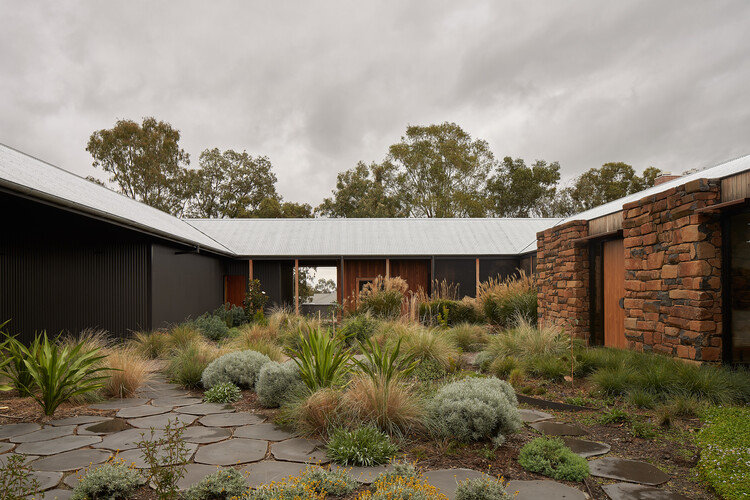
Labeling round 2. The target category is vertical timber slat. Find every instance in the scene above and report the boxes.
[475,258,480,297]
[294,259,299,315]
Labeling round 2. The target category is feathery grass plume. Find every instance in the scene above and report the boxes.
[356,276,409,319]
[477,270,537,328]
[100,347,151,398]
[343,374,425,436]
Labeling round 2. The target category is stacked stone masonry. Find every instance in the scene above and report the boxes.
[622,178,722,362]
[536,220,590,340]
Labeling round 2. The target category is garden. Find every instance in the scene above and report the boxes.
[1,274,749,499]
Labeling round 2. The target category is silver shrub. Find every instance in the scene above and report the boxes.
[201,350,271,389]
[256,361,305,408]
[429,377,521,442]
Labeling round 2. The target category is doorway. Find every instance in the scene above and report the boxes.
[727,210,750,363]
[603,239,627,348]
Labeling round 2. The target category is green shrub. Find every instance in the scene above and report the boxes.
[166,343,215,388]
[203,381,242,404]
[183,468,247,500]
[0,454,41,500]
[340,314,380,345]
[302,466,358,496]
[419,300,482,326]
[245,278,269,319]
[474,351,496,372]
[518,437,589,482]
[257,361,305,408]
[412,358,446,381]
[71,459,143,500]
[201,349,271,390]
[287,326,351,391]
[1,332,110,415]
[429,377,521,443]
[483,290,537,328]
[326,426,399,466]
[213,303,248,328]
[448,323,488,351]
[696,406,750,499]
[194,314,230,342]
[455,477,512,500]
[489,356,518,378]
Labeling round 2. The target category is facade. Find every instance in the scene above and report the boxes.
[536,156,750,364]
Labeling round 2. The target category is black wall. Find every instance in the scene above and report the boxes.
[150,243,226,328]
[1,192,150,341]
[254,260,294,308]
[434,257,522,298]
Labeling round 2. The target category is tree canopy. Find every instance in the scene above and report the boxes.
[316,161,404,218]
[486,157,561,217]
[568,162,662,212]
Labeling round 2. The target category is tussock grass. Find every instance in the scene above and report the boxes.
[343,375,425,436]
[393,328,459,371]
[485,318,571,360]
[129,331,170,359]
[100,347,151,398]
[448,323,488,352]
[286,388,344,438]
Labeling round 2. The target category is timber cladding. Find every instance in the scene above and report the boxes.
[621,178,723,362]
[341,259,431,309]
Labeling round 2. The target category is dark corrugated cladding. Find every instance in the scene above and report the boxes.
[150,243,227,328]
[253,260,294,308]
[0,192,150,342]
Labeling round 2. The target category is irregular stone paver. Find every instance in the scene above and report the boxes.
[118,442,198,468]
[199,412,264,427]
[151,396,202,407]
[333,464,392,484]
[271,438,329,464]
[93,427,167,451]
[422,469,487,499]
[117,405,171,419]
[0,453,37,467]
[31,488,72,500]
[0,422,41,439]
[182,426,231,444]
[174,464,225,491]
[138,388,188,398]
[589,457,670,486]
[242,461,309,488]
[10,425,76,443]
[194,438,267,466]
[507,479,587,499]
[48,416,107,427]
[0,441,14,453]
[31,470,63,491]
[601,482,691,500]
[89,397,150,410]
[519,409,554,423]
[16,435,102,455]
[528,421,587,436]
[235,423,294,441]
[78,418,130,435]
[31,449,111,472]
[63,473,81,488]
[174,403,235,415]
[561,437,611,458]
[127,412,198,429]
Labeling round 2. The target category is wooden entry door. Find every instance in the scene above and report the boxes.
[224,275,246,307]
[603,239,626,348]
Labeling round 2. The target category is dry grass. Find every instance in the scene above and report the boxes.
[476,270,535,305]
[58,328,111,353]
[392,326,459,370]
[228,338,284,361]
[165,323,205,353]
[100,347,152,398]
[226,323,279,347]
[448,323,489,352]
[342,375,425,436]
[485,317,571,360]
[291,388,344,437]
[129,331,171,359]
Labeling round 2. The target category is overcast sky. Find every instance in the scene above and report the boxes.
[2,1,749,207]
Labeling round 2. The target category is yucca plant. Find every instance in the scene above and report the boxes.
[12,332,111,415]
[287,325,352,391]
[0,331,40,397]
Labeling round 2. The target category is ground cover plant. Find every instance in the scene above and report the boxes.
[71,459,143,500]
[183,468,247,500]
[695,406,750,499]
[201,349,271,389]
[455,476,512,500]
[518,437,589,482]
[327,425,399,466]
[202,381,242,403]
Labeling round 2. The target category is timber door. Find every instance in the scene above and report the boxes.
[603,239,627,348]
[224,275,246,308]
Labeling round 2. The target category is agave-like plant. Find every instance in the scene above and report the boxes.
[1,331,112,415]
[287,325,352,391]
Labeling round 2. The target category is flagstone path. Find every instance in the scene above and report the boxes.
[0,379,687,499]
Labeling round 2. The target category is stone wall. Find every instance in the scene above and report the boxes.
[536,220,590,340]
[621,178,722,362]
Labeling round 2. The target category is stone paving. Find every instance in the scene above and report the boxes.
[0,376,686,499]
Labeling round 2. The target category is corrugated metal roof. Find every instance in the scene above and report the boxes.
[186,217,561,257]
[0,144,232,255]
[558,153,750,224]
